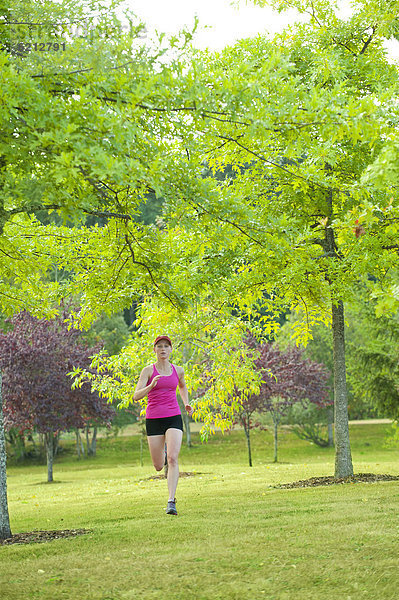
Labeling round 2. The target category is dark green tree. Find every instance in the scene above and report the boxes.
[346,292,399,420]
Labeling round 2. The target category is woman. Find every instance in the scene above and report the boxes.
[133,335,194,515]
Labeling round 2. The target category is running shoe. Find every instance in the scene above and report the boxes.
[166,499,177,515]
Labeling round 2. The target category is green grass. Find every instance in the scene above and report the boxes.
[1,423,399,600]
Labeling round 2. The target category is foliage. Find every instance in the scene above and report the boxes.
[0,0,199,324]
[72,296,264,438]
[2,0,399,484]
[248,338,330,413]
[346,291,399,420]
[148,0,399,476]
[104,405,141,438]
[285,402,333,447]
[0,311,115,435]
[0,0,199,518]
[277,293,399,420]
[4,428,35,461]
[233,340,330,428]
[232,338,330,463]
[385,420,399,448]
[70,0,399,478]
[277,314,334,383]
[83,313,130,356]
[169,10,399,331]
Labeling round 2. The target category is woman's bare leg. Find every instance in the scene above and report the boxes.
[147,435,166,471]
[165,428,183,501]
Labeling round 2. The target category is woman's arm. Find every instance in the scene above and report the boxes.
[177,367,194,417]
[133,366,161,402]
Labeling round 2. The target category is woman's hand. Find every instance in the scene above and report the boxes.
[150,374,162,389]
[185,404,194,417]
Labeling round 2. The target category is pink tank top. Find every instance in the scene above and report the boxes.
[146,364,181,419]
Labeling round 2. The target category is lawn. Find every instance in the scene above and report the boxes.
[1,423,399,600]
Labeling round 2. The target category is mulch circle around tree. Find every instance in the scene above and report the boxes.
[1,528,92,546]
[274,472,399,489]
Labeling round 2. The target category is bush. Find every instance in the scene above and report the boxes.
[285,402,333,448]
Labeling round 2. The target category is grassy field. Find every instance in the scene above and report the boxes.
[1,423,399,600]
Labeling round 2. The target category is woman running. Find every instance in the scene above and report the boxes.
[133,335,194,515]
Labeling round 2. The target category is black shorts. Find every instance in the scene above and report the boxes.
[145,414,183,436]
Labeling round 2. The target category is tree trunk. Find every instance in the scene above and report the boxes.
[0,371,12,540]
[45,432,54,483]
[332,300,353,478]
[92,426,98,456]
[89,426,97,456]
[182,410,192,447]
[273,418,278,463]
[85,426,97,456]
[6,429,26,460]
[327,406,334,448]
[76,429,81,459]
[85,427,90,454]
[21,432,26,457]
[243,421,252,467]
[75,429,84,459]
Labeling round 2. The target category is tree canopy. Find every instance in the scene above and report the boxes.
[0,310,115,482]
[2,0,399,497]
[232,338,330,465]
[0,0,198,323]
[0,311,114,432]
[158,0,399,477]
[68,0,399,480]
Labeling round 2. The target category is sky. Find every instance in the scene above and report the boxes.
[125,0,399,59]
[126,0,305,49]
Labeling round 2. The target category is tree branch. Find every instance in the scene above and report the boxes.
[124,234,180,309]
[309,237,327,248]
[218,135,330,191]
[82,209,131,221]
[8,204,63,216]
[188,198,266,247]
[8,203,132,222]
[32,60,140,79]
[102,254,130,304]
[359,26,377,55]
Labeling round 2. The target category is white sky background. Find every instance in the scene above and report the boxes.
[126,0,303,49]
[125,0,399,59]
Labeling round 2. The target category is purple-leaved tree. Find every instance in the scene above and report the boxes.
[234,339,330,465]
[0,311,115,484]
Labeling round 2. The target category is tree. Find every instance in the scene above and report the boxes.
[150,0,399,478]
[0,311,115,482]
[63,0,399,482]
[2,0,398,541]
[277,313,336,436]
[286,402,334,448]
[346,290,399,420]
[84,313,130,357]
[232,339,329,465]
[72,294,264,444]
[0,373,11,539]
[81,312,132,449]
[0,0,198,540]
[0,0,202,324]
